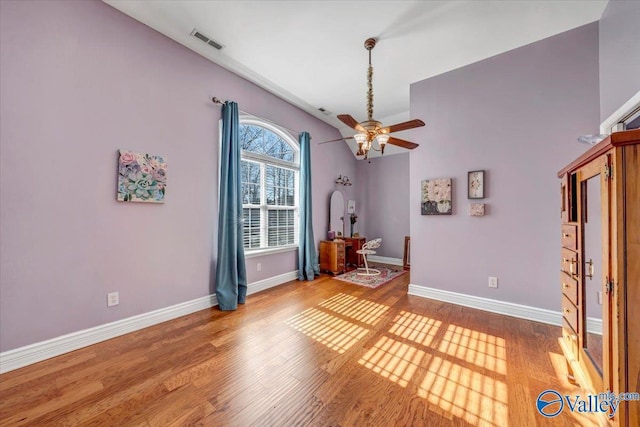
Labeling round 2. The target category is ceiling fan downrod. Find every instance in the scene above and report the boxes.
[365,38,376,122]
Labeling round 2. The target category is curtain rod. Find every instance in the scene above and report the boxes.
[212,97,303,136]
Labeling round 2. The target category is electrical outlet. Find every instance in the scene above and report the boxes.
[488,277,498,288]
[257,263,262,272]
[597,291,603,305]
[107,291,119,307]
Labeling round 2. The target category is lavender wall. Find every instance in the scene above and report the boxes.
[599,0,640,122]
[409,23,600,311]
[355,154,410,259]
[0,0,354,352]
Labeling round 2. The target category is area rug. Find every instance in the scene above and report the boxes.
[333,266,406,289]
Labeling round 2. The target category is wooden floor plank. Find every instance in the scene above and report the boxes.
[0,269,600,426]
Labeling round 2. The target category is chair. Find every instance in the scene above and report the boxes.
[356,238,382,276]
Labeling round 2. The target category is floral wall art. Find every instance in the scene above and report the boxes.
[117,150,167,203]
[421,177,452,215]
[470,203,485,216]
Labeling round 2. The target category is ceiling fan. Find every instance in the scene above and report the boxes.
[319,37,425,159]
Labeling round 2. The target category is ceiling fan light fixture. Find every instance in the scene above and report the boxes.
[376,134,389,154]
[354,133,368,154]
[354,133,367,145]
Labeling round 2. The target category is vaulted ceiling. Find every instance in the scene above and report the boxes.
[104,1,607,156]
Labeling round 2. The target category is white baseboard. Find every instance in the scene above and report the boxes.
[247,270,298,295]
[0,271,298,374]
[586,317,603,336]
[407,284,604,335]
[408,284,560,325]
[368,255,403,266]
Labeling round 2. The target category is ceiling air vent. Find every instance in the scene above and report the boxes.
[190,29,224,50]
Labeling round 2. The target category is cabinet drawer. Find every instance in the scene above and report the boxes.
[561,224,577,250]
[560,271,578,306]
[561,318,578,360]
[561,248,578,277]
[561,294,579,333]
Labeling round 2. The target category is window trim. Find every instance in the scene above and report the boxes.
[600,90,640,134]
[244,244,298,259]
[238,115,300,254]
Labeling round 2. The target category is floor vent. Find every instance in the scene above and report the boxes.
[190,29,223,50]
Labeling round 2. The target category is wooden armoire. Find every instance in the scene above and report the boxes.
[557,128,639,426]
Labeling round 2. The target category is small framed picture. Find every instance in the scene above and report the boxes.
[470,203,485,216]
[347,200,356,214]
[468,170,485,199]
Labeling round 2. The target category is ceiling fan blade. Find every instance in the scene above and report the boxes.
[380,119,426,134]
[387,136,419,150]
[337,114,366,132]
[316,136,354,145]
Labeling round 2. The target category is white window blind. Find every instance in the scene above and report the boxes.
[238,119,299,252]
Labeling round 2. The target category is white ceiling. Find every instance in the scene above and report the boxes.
[104,0,607,156]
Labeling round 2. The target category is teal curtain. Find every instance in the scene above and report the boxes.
[298,132,319,281]
[215,101,247,310]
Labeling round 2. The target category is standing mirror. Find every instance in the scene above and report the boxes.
[330,190,345,238]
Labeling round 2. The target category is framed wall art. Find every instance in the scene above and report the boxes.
[347,199,356,214]
[117,150,167,203]
[469,203,485,216]
[421,177,452,215]
[468,170,485,199]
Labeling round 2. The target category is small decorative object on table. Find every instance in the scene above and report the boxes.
[421,178,452,215]
[349,212,358,237]
[468,170,485,199]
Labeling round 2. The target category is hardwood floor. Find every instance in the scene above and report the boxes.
[1,270,600,426]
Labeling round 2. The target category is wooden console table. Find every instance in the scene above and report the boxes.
[344,237,366,268]
[319,240,346,275]
[319,237,366,274]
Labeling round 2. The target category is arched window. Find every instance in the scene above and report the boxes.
[239,117,299,252]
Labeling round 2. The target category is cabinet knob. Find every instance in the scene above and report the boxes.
[562,282,569,289]
[563,308,571,315]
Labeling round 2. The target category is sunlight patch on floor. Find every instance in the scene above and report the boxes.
[388,311,442,347]
[418,356,508,427]
[438,324,507,374]
[358,336,425,387]
[355,311,510,426]
[318,293,389,326]
[285,307,369,354]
